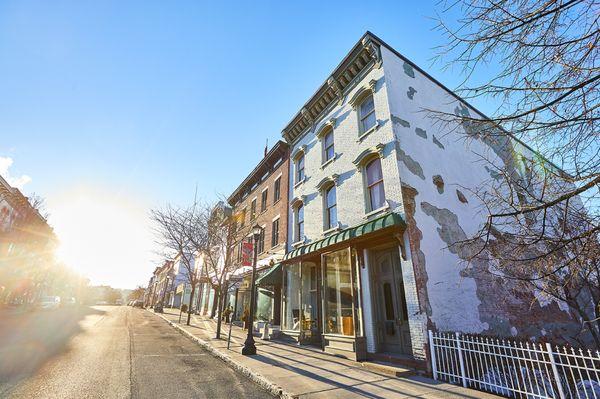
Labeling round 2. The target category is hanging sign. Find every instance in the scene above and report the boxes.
[242,241,253,266]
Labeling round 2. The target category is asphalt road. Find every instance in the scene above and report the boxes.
[0,305,272,399]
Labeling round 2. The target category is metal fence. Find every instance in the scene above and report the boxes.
[428,331,600,399]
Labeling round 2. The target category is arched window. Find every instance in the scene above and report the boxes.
[295,204,304,242]
[324,185,337,230]
[323,130,334,163]
[366,158,385,211]
[358,95,376,133]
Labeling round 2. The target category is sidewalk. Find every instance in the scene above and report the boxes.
[155,308,498,399]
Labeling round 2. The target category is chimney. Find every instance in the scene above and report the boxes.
[264,138,268,157]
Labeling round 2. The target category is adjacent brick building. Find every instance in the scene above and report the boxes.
[222,140,290,324]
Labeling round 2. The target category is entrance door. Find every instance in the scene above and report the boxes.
[372,248,412,354]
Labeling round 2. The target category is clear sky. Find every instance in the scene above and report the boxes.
[0,1,484,289]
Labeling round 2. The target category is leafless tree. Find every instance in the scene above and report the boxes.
[27,193,50,220]
[191,201,251,339]
[433,0,599,345]
[150,202,205,326]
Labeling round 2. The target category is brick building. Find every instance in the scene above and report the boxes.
[220,140,290,324]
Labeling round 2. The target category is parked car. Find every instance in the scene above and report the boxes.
[95,300,108,305]
[133,300,144,308]
[38,296,61,310]
[115,299,123,306]
[61,297,77,307]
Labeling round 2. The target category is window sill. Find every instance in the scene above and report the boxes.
[320,154,337,170]
[322,223,341,236]
[357,121,380,142]
[294,178,306,189]
[273,198,281,206]
[364,203,390,219]
[291,237,306,248]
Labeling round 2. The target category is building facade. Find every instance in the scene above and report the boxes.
[270,32,581,364]
[0,175,56,304]
[226,141,290,325]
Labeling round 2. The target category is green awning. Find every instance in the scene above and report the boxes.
[284,212,405,261]
[256,263,282,287]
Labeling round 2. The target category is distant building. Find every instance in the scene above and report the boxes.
[0,174,56,304]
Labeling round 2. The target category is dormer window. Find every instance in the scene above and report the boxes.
[358,95,376,133]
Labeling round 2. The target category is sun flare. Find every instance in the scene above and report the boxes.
[50,186,154,288]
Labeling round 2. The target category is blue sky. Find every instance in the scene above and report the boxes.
[0,1,481,288]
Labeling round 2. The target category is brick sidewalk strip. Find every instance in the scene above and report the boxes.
[151,308,501,399]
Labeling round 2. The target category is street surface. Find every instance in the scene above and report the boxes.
[0,305,272,398]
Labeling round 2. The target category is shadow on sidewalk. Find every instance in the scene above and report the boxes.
[0,306,106,385]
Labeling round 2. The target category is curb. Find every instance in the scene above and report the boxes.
[150,310,294,399]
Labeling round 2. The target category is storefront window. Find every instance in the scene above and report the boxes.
[282,263,301,331]
[256,288,273,322]
[323,249,354,336]
[301,262,318,336]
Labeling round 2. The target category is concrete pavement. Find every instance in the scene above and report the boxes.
[158,308,501,399]
[0,306,273,398]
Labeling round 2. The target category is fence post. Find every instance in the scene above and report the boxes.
[546,343,566,399]
[455,332,467,388]
[428,330,438,380]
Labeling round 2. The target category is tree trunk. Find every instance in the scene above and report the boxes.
[215,280,229,339]
[187,283,196,326]
[210,286,219,318]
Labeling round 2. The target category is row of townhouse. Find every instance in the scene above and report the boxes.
[0,174,56,304]
[147,32,584,369]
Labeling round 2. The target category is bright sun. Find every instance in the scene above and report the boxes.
[50,186,155,288]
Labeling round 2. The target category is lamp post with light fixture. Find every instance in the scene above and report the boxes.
[242,224,262,356]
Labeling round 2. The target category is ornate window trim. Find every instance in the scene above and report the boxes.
[348,79,378,110]
[353,143,385,170]
[315,174,340,192]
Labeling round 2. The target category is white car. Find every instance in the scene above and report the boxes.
[38,296,61,310]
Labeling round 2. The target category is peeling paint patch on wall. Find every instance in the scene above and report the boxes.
[396,143,425,180]
[407,87,417,99]
[456,189,468,203]
[415,128,427,139]
[432,175,444,194]
[432,135,445,150]
[403,62,415,78]
[391,115,411,128]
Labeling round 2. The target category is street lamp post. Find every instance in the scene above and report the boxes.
[242,224,262,356]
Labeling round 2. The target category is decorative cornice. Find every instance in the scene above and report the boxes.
[361,36,382,68]
[353,143,386,170]
[281,32,382,144]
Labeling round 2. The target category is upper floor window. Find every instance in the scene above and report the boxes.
[250,199,257,220]
[261,189,268,212]
[273,177,281,203]
[366,158,386,211]
[324,185,337,230]
[296,154,305,183]
[295,204,304,242]
[271,218,279,247]
[323,130,335,163]
[358,95,376,133]
[239,209,246,227]
[257,228,265,254]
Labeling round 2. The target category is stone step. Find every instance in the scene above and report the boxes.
[360,360,416,378]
